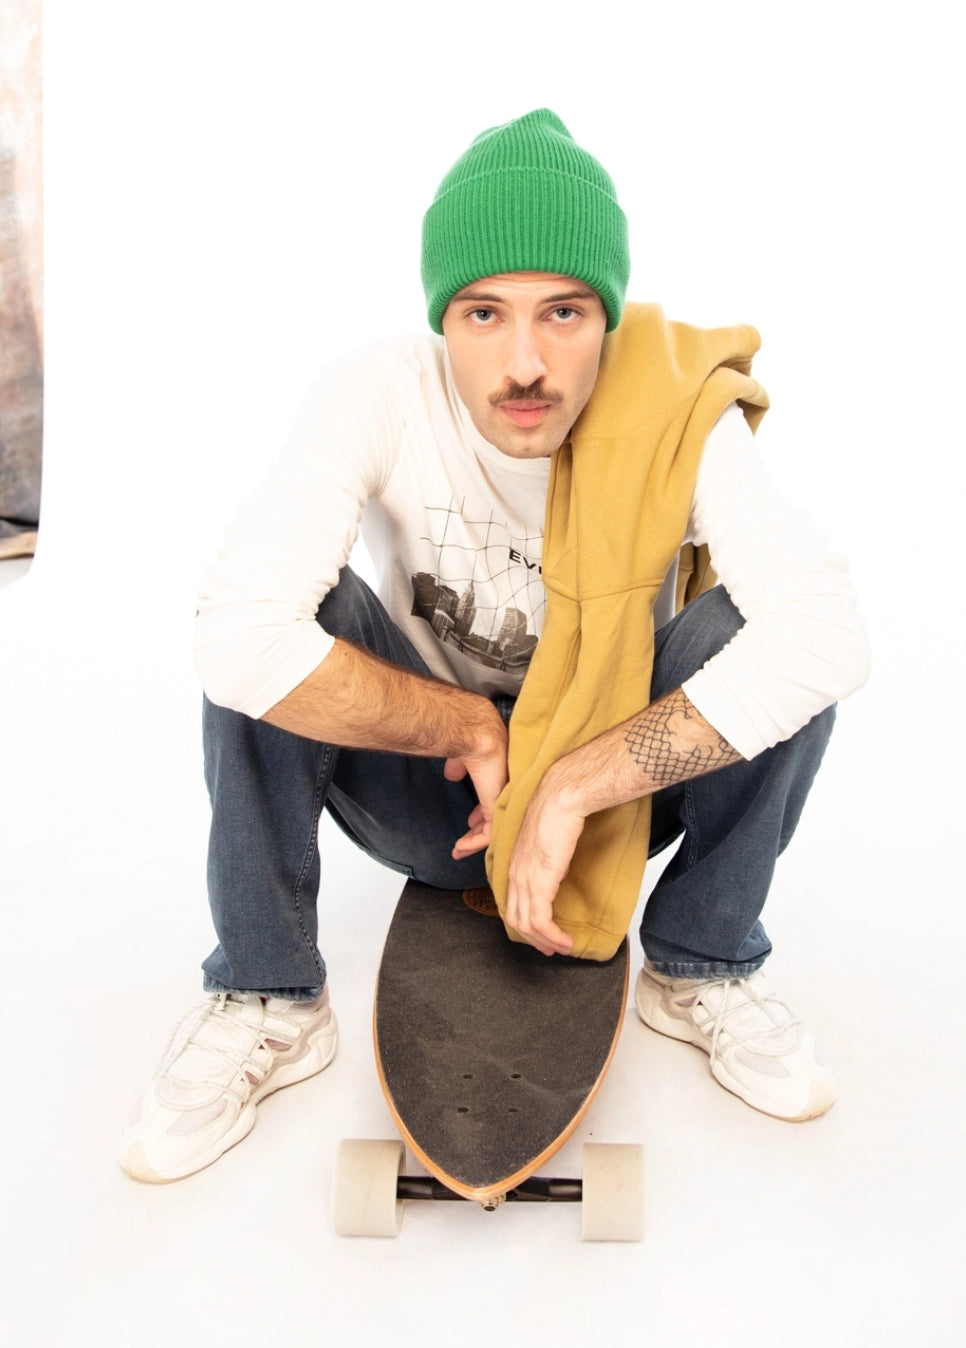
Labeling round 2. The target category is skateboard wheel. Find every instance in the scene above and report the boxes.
[580,1143,645,1242]
[331,1139,405,1237]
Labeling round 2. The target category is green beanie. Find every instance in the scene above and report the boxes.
[421,108,629,334]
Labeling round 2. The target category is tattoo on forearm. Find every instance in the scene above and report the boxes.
[623,693,741,788]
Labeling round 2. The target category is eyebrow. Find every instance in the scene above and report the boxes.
[452,286,598,305]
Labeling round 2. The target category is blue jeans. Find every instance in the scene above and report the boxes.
[201,568,834,996]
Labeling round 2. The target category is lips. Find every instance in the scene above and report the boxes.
[500,402,553,428]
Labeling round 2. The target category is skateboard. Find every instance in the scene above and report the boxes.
[331,880,644,1240]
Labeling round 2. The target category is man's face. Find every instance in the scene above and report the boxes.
[441,272,607,459]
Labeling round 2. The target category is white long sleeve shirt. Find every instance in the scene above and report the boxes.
[195,332,869,760]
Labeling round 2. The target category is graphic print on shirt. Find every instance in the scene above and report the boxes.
[411,497,545,675]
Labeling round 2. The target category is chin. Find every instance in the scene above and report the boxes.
[496,439,554,460]
[491,425,565,460]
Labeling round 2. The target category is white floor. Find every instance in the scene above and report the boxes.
[2,553,963,1348]
[0,554,32,586]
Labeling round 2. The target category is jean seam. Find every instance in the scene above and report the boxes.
[681,777,700,872]
[288,744,333,984]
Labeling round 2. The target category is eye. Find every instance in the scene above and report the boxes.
[469,307,496,324]
[550,306,578,322]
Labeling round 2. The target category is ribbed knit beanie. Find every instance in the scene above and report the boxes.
[421,109,629,334]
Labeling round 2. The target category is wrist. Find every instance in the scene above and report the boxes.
[537,753,595,819]
[463,698,508,761]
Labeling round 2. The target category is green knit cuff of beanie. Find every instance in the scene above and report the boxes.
[421,109,630,334]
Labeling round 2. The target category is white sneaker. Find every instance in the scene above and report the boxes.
[635,966,835,1121]
[121,988,338,1182]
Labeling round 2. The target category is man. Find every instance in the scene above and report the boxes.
[121,110,868,1183]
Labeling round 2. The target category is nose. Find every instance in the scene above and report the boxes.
[504,320,548,390]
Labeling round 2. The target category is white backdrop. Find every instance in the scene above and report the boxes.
[2,2,963,1344]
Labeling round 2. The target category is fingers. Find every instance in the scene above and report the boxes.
[505,879,575,957]
[451,802,487,859]
[446,743,508,858]
[446,751,581,958]
[443,757,468,783]
[512,918,573,958]
[503,781,585,957]
[451,824,490,858]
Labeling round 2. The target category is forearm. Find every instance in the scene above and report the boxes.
[261,637,507,761]
[503,688,741,956]
[541,686,742,816]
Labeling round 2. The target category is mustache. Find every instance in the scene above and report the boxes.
[489,381,564,407]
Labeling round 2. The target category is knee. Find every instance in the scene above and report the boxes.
[315,567,379,643]
[652,586,745,694]
[799,700,837,760]
[315,566,431,674]
[687,586,744,651]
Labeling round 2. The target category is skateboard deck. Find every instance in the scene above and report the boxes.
[372,880,629,1205]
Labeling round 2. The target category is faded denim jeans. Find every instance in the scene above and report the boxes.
[201,568,833,997]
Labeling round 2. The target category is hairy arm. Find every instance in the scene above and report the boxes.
[504,688,741,955]
[262,637,509,854]
[621,690,742,791]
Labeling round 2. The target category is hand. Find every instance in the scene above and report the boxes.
[503,770,585,957]
[447,727,509,860]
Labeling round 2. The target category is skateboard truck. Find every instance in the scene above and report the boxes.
[333,1139,644,1240]
[395,1175,583,1206]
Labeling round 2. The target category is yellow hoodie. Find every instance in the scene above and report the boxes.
[486,302,769,960]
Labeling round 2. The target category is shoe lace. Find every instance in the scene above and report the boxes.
[686,977,801,1066]
[164,994,300,1103]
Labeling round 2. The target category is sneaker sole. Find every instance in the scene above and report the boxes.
[121,1013,339,1183]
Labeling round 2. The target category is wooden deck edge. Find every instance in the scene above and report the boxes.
[372,937,630,1205]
